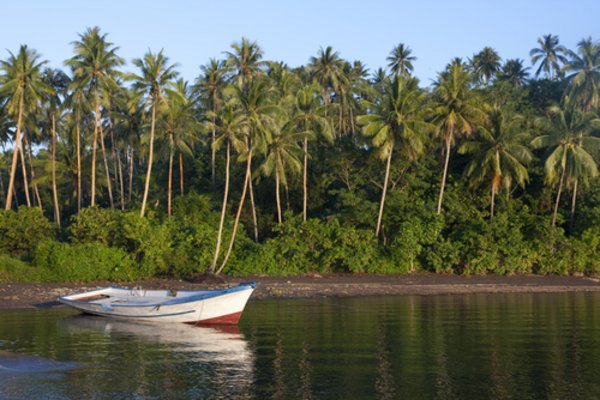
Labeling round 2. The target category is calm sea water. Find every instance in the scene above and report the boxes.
[0,293,599,399]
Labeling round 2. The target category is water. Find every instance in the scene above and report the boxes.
[1,292,599,399]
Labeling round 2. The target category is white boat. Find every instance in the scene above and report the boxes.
[58,282,256,324]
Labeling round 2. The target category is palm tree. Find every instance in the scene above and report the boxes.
[224,37,265,88]
[471,47,501,84]
[290,83,333,220]
[0,45,49,210]
[196,58,227,189]
[129,49,179,218]
[208,101,247,274]
[309,46,347,105]
[565,37,600,112]
[530,34,568,79]
[41,68,69,225]
[459,110,533,222]
[258,126,303,224]
[531,97,600,226]
[432,62,485,215]
[65,26,124,207]
[356,75,431,237]
[160,79,195,217]
[387,43,416,77]
[497,59,530,88]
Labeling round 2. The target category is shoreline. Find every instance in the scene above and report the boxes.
[1,273,600,309]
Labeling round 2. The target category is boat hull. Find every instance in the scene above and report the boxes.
[58,283,255,324]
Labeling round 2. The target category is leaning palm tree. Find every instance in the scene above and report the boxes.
[432,62,485,214]
[470,47,501,85]
[531,97,600,226]
[65,26,124,207]
[565,37,600,112]
[530,34,568,79]
[0,45,49,210]
[459,110,533,222]
[129,49,179,218]
[356,75,432,237]
[289,83,333,220]
[387,43,416,77]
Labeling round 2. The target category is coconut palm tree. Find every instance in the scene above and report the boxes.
[471,47,501,85]
[65,26,124,207]
[290,83,333,220]
[309,46,347,106]
[41,68,69,225]
[387,43,416,77]
[497,59,530,88]
[196,58,227,188]
[432,62,485,215]
[530,34,568,79]
[356,75,432,237]
[224,37,265,88]
[459,110,533,222]
[565,37,600,112]
[129,49,179,218]
[531,97,600,226]
[0,45,49,210]
[207,101,247,274]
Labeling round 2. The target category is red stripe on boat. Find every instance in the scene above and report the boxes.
[188,311,243,325]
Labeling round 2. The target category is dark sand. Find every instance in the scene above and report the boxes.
[1,273,600,309]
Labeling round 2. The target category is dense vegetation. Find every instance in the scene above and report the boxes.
[0,29,599,282]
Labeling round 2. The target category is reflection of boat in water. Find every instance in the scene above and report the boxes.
[0,350,78,373]
[58,282,256,324]
[60,315,253,364]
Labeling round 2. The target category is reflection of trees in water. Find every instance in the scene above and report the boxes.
[375,324,396,400]
[297,341,314,400]
[272,330,286,400]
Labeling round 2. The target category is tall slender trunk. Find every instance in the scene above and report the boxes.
[5,96,24,210]
[211,110,216,190]
[490,184,496,223]
[140,102,156,218]
[128,144,134,204]
[179,152,184,195]
[552,167,566,227]
[25,135,42,209]
[19,136,31,207]
[275,167,282,224]
[209,141,230,274]
[51,114,60,227]
[570,178,578,229]
[303,137,308,221]
[248,178,259,242]
[91,102,100,207]
[99,121,114,208]
[109,119,123,210]
[437,136,452,214]
[216,148,253,275]
[375,147,393,237]
[76,114,82,213]
[116,148,125,210]
[167,146,174,217]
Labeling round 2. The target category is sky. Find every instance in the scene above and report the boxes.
[1,0,599,86]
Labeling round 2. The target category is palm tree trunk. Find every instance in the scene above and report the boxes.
[99,122,114,208]
[128,145,134,203]
[303,137,308,221]
[51,114,60,226]
[490,184,496,223]
[216,148,253,275]
[109,119,123,210]
[275,167,282,224]
[179,152,184,195]
[437,136,452,214]
[248,175,259,242]
[140,102,156,218]
[209,141,230,274]
[19,136,31,207]
[116,148,125,210]
[376,148,393,237]
[167,148,174,217]
[25,135,42,209]
[91,102,100,207]
[76,115,82,213]
[5,96,24,210]
[211,114,216,191]
[570,178,578,230]
[552,168,566,227]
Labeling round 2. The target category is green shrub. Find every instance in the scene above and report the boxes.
[0,254,46,283]
[0,207,55,258]
[69,207,125,247]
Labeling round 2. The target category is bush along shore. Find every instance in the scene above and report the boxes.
[0,31,599,282]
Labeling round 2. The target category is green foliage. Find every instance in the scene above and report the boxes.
[69,207,126,247]
[0,254,46,283]
[0,207,55,258]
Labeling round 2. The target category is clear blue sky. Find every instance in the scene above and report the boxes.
[1,0,599,86]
